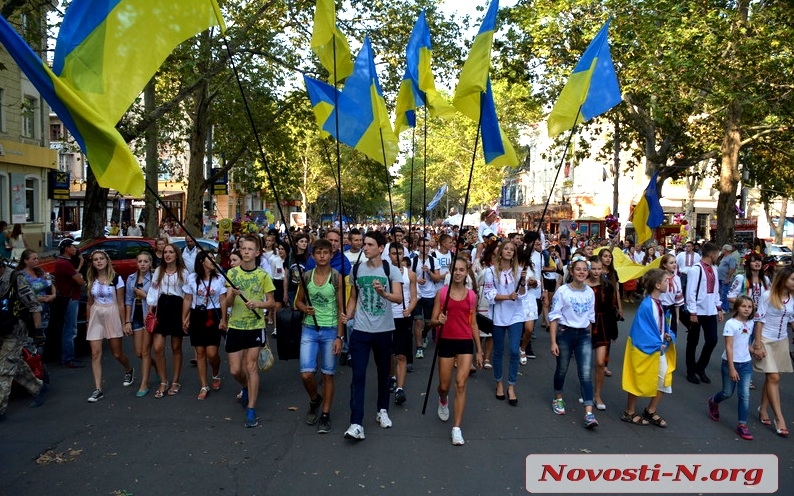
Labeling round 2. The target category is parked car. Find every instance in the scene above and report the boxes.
[66,227,110,241]
[765,244,792,267]
[40,237,157,280]
[169,237,219,255]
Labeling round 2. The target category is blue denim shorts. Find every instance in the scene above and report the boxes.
[299,324,338,375]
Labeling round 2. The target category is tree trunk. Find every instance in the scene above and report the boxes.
[144,79,160,238]
[715,101,742,246]
[774,198,788,244]
[184,79,210,238]
[81,167,109,238]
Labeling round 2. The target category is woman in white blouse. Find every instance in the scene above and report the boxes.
[483,241,528,406]
[85,251,133,403]
[752,266,794,437]
[147,244,190,398]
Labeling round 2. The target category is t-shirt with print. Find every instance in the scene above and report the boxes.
[226,266,276,330]
[183,274,227,310]
[720,317,752,363]
[90,274,124,304]
[302,269,339,327]
[434,250,452,291]
[353,262,402,333]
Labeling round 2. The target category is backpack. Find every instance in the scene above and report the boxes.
[0,275,20,334]
[352,260,391,291]
[411,255,435,274]
[302,268,341,293]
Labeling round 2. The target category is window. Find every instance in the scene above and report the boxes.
[50,123,62,142]
[25,177,39,222]
[22,96,36,138]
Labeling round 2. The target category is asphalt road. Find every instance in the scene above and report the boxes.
[1,302,792,496]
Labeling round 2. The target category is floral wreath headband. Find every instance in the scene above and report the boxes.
[570,254,591,269]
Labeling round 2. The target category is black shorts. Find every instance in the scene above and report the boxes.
[273,279,285,304]
[225,327,264,353]
[392,317,413,356]
[543,277,557,292]
[437,338,474,358]
[414,297,435,321]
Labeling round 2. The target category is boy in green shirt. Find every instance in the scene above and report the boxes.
[294,239,345,433]
[223,235,276,428]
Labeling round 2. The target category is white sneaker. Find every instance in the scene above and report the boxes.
[437,398,450,422]
[344,423,365,440]
[519,351,528,366]
[451,427,465,446]
[375,409,393,428]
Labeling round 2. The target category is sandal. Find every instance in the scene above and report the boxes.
[167,382,181,396]
[211,375,222,391]
[757,406,771,426]
[643,408,668,428]
[604,369,613,377]
[154,382,169,399]
[197,386,210,400]
[621,411,649,425]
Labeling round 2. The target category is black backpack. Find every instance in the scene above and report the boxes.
[352,260,391,291]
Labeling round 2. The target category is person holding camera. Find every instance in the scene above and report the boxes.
[182,251,227,400]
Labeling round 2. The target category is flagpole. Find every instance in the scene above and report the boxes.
[408,125,416,235]
[223,39,321,329]
[421,96,483,415]
[535,107,583,236]
[378,128,396,227]
[422,107,428,237]
[330,23,347,280]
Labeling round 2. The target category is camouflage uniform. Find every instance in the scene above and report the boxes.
[0,266,44,417]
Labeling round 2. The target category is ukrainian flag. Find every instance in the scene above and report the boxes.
[631,171,665,245]
[0,0,225,196]
[311,0,354,83]
[394,10,454,136]
[547,19,621,137]
[322,36,398,167]
[452,0,517,167]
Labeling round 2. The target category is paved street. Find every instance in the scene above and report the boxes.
[1,302,792,495]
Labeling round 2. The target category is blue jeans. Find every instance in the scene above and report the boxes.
[61,299,79,363]
[299,325,337,375]
[349,329,393,425]
[553,326,594,406]
[491,321,523,385]
[712,359,752,424]
[719,281,732,312]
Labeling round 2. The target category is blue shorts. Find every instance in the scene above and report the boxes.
[299,324,338,375]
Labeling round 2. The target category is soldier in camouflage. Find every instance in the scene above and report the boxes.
[0,257,47,420]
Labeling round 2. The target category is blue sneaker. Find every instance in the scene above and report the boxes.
[240,388,249,409]
[584,412,599,429]
[245,408,258,428]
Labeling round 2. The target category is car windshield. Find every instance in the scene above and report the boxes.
[775,245,792,253]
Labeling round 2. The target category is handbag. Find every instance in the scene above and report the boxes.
[258,340,275,372]
[144,309,158,334]
[276,308,303,360]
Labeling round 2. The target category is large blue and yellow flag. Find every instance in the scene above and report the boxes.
[631,170,665,245]
[311,0,354,83]
[394,10,454,136]
[0,0,225,196]
[452,0,517,167]
[322,36,398,167]
[547,19,621,137]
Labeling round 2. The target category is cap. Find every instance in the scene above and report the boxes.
[722,244,734,252]
[59,238,76,253]
[482,229,496,238]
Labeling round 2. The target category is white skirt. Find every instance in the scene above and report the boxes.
[522,294,538,321]
[86,302,124,341]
